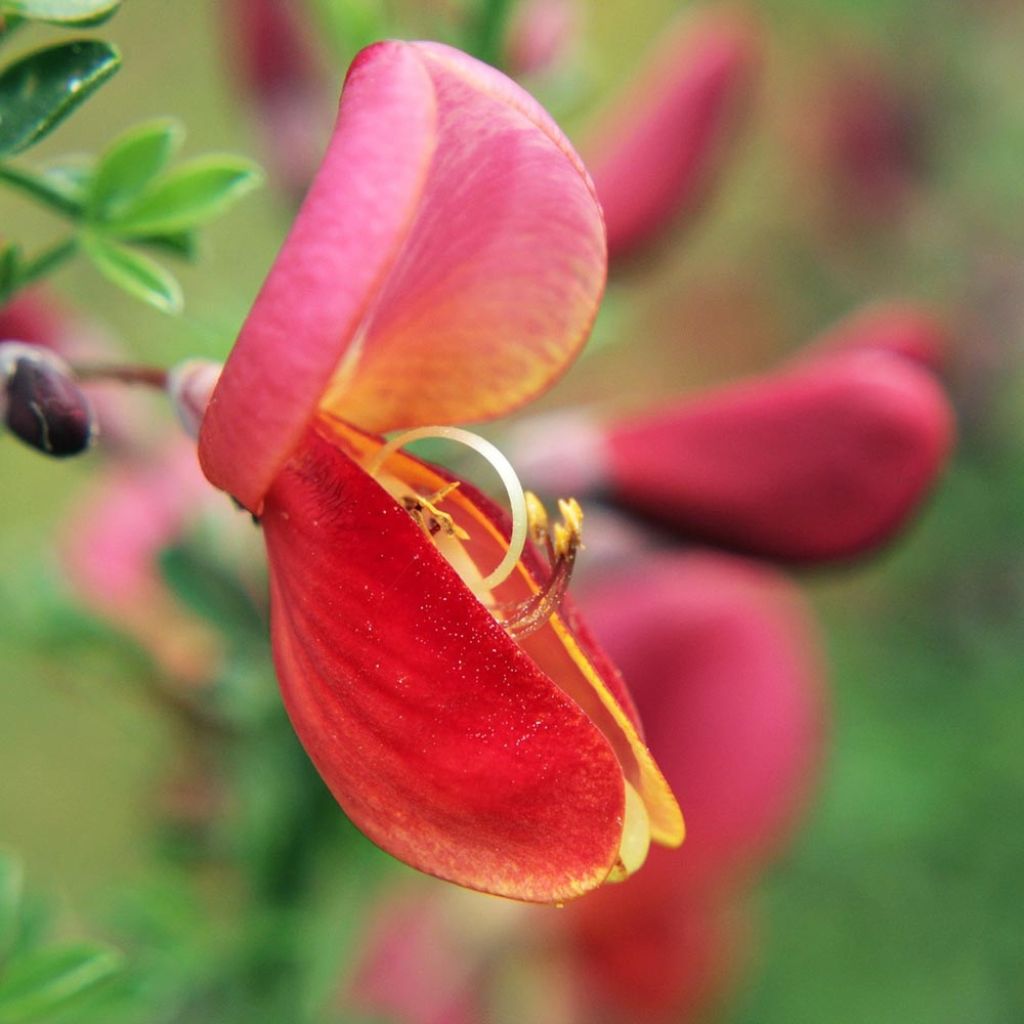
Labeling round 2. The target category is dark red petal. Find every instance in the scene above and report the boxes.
[313,414,683,849]
[606,350,954,562]
[262,426,626,902]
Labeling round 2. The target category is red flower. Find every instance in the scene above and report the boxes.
[198,41,682,902]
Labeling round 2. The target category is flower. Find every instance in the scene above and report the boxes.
[581,11,758,265]
[512,304,954,563]
[220,0,330,199]
[196,41,682,903]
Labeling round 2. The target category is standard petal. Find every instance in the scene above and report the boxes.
[318,41,607,433]
[199,41,438,512]
[583,13,757,265]
[262,426,626,902]
[605,350,954,562]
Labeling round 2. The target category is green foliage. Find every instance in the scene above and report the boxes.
[0,854,23,964]
[0,0,119,26]
[79,232,183,314]
[0,41,120,157]
[86,118,184,219]
[309,0,389,59]
[159,545,265,644]
[0,852,123,1024]
[97,154,263,238]
[0,4,261,313]
[0,945,122,1023]
[468,0,515,67]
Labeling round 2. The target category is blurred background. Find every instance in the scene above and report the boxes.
[1,1,1022,1021]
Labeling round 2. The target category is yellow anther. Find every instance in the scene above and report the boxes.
[552,498,584,559]
[524,490,549,543]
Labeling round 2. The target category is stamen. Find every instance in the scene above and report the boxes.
[367,426,529,591]
[501,493,584,638]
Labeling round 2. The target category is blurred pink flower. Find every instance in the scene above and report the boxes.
[582,12,758,265]
[514,306,954,563]
[0,289,67,348]
[505,0,582,80]
[61,441,223,683]
[804,300,948,373]
[221,0,331,199]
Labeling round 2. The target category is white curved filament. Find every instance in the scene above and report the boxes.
[367,426,529,591]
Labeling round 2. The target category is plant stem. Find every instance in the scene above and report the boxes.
[17,235,78,285]
[72,362,169,389]
[0,237,79,304]
[0,162,82,218]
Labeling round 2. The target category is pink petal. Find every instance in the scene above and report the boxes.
[199,41,438,512]
[200,41,606,514]
[606,350,954,561]
[318,42,606,434]
[581,552,824,888]
[262,426,629,902]
[583,13,757,265]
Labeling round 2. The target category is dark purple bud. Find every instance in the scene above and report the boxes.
[1,343,95,457]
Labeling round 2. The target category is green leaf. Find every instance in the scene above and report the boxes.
[87,118,183,219]
[0,244,21,298]
[0,40,120,157]
[105,155,263,237]
[80,233,182,314]
[133,229,197,261]
[0,0,120,26]
[0,944,122,1023]
[0,850,24,963]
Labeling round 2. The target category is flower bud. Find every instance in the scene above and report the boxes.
[1,342,95,457]
[167,358,222,439]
